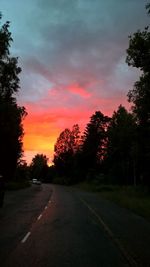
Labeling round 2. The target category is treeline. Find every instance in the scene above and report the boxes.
[0,4,150,188]
[0,13,27,184]
[52,4,150,186]
[52,107,137,185]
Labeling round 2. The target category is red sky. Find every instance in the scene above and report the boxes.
[23,85,131,165]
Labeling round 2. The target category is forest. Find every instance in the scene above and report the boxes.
[0,4,150,189]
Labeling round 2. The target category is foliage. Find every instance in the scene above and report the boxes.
[52,3,150,187]
[126,4,150,184]
[53,124,81,183]
[77,182,150,221]
[106,105,136,184]
[29,154,49,181]
[79,111,110,178]
[15,161,29,182]
[0,14,27,181]
[126,28,150,73]
[43,165,56,183]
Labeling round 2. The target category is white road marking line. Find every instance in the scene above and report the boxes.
[37,214,42,220]
[45,206,48,210]
[21,232,31,243]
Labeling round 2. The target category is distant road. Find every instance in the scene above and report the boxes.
[0,184,150,267]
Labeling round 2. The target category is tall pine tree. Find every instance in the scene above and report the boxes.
[80,111,110,178]
[106,105,136,185]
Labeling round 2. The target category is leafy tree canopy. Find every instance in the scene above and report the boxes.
[30,154,49,181]
[81,111,110,170]
[0,13,27,181]
[126,3,150,184]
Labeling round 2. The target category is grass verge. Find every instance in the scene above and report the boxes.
[77,182,150,221]
[6,180,31,190]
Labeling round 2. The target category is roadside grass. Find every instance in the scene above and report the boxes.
[6,180,31,190]
[77,182,150,221]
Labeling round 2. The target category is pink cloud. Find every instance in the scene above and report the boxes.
[23,77,131,165]
[66,83,91,98]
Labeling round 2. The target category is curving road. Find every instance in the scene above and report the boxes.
[0,184,150,267]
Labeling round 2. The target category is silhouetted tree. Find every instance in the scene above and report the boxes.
[106,105,136,185]
[126,4,150,185]
[79,111,110,179]
[0,13,27,181]
[15,160,29,182]
[53,124,81,184]
[54,128,73,176]
[71,124,81,153]
[44,165,56,183]
[30,154,49,181]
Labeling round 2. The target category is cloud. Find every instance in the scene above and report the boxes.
[1,0,149,163]
[23,90,131,164]
[65,83,91,98]
[15,0,148,105]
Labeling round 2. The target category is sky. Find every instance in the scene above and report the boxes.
[1,0,149,165]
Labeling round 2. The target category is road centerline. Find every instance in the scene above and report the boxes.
[37,214,42,220]
[21,232,31,243]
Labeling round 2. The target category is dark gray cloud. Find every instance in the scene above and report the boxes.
[1,0,149,106]
[26,0,148,81]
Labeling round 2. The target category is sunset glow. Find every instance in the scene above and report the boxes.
[1,0,148,165]
[22,90,131,165]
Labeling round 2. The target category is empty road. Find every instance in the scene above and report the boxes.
[0,184,150,267]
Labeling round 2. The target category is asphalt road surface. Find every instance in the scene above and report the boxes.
[0,184,150,267]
